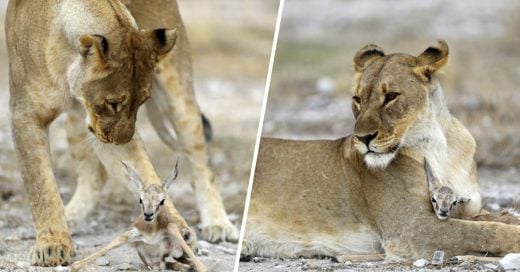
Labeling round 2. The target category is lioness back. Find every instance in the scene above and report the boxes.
[246,137,382,258]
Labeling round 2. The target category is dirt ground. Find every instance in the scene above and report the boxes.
[0,1,278,271]
[240,0,520,271]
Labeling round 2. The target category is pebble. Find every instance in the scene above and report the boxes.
[197,240,211,250]
[252,257,265,263]
[199,247,209,256]
[0,220,6,228]
[96,257,110,266]
[4,236,20,242]
[484,263,498,270]
[432,250,444,265]
[117,263,137,271]
[413,259,429,268]
[498,253,520,271]
[16,261,29,268]
[54,265,69,272]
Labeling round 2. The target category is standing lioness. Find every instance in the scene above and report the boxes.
[6,0,237,266]
[244,41,520,260]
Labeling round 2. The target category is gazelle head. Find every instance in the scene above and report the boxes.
[424,158,470,220]
[122,160,179,224]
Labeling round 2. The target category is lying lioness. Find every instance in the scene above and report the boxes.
[243,41,520,260]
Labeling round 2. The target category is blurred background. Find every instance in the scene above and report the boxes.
[0,1,277,271]
[263,0,519,211]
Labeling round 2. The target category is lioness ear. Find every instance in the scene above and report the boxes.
[79,34,109,67]
[353,44,385,72]
[145,28,177,60]
[415,40,449,81]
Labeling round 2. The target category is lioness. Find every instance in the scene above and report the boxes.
[243,41,520,260]
[6,0,237,266]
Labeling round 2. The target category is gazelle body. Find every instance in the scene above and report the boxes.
[70,161,207,272]
[424,158,471,220]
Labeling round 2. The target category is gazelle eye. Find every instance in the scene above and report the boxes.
[452,201,457,206]
[353,96,361,104]
[431,197,436,203]
[159,199,165,206]
[139,198,143,204]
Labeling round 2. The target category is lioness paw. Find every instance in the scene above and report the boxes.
[200,219,239,243]
[30,240,74,266]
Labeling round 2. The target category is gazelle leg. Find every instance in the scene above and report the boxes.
[137,247,153,270]
[70,229,133,272]
[167,223,207,272]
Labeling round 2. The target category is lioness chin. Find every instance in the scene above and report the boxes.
[243,41,520,260]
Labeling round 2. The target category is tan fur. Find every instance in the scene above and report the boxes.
[243,41,520,260]
[5,0,236,267]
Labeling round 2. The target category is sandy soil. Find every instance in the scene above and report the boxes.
[0,1,278,271]
[240,0,520,271]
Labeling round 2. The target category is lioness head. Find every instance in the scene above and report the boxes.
[70,28,177,144]
[351,41,449,168]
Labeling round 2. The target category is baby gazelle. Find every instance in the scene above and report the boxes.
[70,161,207,272]
[424,158,470,220]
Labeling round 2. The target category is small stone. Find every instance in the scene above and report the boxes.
[484,263,498,270]
[4,236,20,242]
[413,259,429,268]
[117,263,137,271]
[95,257,110,266]
[54,265,69,272]
[252,257,265,263]
[16,261,29,268]
[199,247,209,256]
[0,220,6,228]
[343,261,352,266]
[197,240,211,250]
[432,251,445,265]
[498,253,520,271]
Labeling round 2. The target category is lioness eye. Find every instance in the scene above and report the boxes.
[352,96,361,104]
[384,92,400,104]
[139,198,143,204]
[108,101,118,112]
[159,199,165,206]
[431,197,436,203]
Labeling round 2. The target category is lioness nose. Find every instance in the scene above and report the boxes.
[356,132,378,146]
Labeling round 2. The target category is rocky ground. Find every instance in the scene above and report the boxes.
[0,1,278,271]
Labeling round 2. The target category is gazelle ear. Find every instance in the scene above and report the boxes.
[163,160,179,190]
[423,158,437,190]
[457,196,471,204]
[121,161,144,190]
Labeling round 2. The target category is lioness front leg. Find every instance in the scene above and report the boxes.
[386,215,520,259]
[152,67,238,243]
[65,101,107,222]
[11,109,74,266]
[92,131,196,247]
